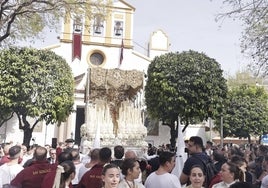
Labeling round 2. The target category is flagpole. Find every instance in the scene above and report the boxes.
[118,39,124,67]
[85,67,90,125]
[220,116,223,148]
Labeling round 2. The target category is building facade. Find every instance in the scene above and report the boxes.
[0,0,170,148]
[1,0,212,150]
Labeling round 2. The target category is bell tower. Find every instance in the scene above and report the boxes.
[59,0,135,64]
[49,1,150,149]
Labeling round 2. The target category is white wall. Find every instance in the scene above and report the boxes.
[145,124,209,148]
[1,115,58,146]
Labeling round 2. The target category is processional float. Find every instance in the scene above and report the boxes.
[80,68,147,152]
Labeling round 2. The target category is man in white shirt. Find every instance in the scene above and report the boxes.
[0,145,24,187]
[71,149,84,186]
[145,151,181,188]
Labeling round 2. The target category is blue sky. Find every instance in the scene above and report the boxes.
[31,0,248,76]
[127,0,248,76]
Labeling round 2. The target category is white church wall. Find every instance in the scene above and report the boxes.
[1,116,23,144]
[149,50,168,60]
[43,123,60,146]
[1,115,59,146]
[31,124,55,146]
[145,124,209,149]
[146,124,170,147]
[50,43,150,77]
[51,43,73,64]
[184,125,208,143]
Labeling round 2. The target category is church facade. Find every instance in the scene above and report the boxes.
[0,0,212,149]
[0,0,170,148]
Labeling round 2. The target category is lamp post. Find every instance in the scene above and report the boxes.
[220,116,223,148]
[209,117,212,142]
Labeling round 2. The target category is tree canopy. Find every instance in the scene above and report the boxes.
[216,0,268,75]
[145,50,227,147]
[0,0,111,45]
[214,72,268,142]
[0,47,74,146]
[214,85,268,142]
[227,71,263,88]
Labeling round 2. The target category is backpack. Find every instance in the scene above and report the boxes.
[192,155,218,188]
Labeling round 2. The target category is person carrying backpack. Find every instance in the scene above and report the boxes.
[180,136,218,188]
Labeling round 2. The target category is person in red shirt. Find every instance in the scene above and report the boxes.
[56,142,66,161]
[0,143,11,165]
[77,147,112,188]
[11,146,55,188]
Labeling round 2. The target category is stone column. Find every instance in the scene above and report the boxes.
[57,122,65,142]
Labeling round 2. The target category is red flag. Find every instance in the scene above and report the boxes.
[72,33,82,60]
[119,39,124,65]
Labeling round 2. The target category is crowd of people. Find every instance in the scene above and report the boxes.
[0,136,267,188]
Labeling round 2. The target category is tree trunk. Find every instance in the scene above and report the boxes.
[169,121,177,150]
[17,113,36,148]
[247,134,251,144]
[23,127,33,147]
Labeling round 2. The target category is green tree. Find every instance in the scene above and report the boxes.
[216,0,268,75]
[227,71,263,88]
[214,72,268,143]
[145,50,227,148]
[0,47,74,147]
[0,0,111,45]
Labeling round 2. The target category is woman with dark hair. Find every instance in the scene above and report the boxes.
[230,155,252,184]
[118,158,145,188]
[101,163,120,188]
[212,162,244,188]
[186,165,205,188]
[53,160,75,188]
